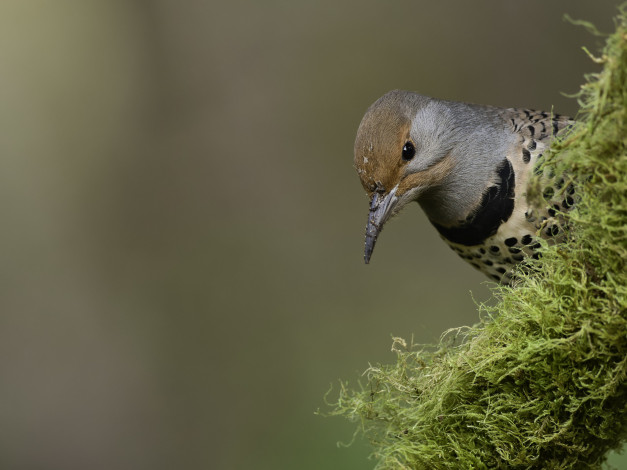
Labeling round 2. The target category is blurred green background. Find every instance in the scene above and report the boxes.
[0,1,624,469]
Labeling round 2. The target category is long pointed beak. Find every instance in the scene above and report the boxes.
[364,186,399,264]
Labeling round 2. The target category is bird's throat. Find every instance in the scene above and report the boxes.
[427,158,516,246]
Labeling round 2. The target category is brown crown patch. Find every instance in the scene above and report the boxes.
[354,97,412,195]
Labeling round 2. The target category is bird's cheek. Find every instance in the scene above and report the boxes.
[397,174,428,199]
[397,156,456,196]
[395,186,426,208]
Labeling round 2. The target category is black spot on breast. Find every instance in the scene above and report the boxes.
[555,178,565,190]
[543,187,554,200]
[522,148,531,163]
[521,234,533,245]
[527,140,536,150]
[528,125,535,136]
[505,237,518,247]
[431,159,515,246]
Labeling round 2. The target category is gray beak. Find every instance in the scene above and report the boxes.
[364,187,399,264]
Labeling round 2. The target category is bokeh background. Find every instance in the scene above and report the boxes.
[1,1,624,469]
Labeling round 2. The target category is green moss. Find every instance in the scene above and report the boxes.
[329,5,627,469]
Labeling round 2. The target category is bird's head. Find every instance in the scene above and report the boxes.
[354,90,458,263]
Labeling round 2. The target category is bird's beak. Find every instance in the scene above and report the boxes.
[364,186,399,264]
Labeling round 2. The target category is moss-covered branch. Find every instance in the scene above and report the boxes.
[329,5,627,469]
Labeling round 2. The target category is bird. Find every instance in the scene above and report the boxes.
[354,90,576,284]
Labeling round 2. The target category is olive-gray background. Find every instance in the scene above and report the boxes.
[1,1,623,469]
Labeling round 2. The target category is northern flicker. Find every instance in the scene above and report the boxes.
[354,90,576,283]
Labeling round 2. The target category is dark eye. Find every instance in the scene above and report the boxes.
[402,141,415,161]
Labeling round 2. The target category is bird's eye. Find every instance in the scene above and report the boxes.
[402,141,415,161]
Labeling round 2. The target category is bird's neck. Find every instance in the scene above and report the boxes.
[418,126,517,230]
[424,158,516,246]
[418,176,484,226]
